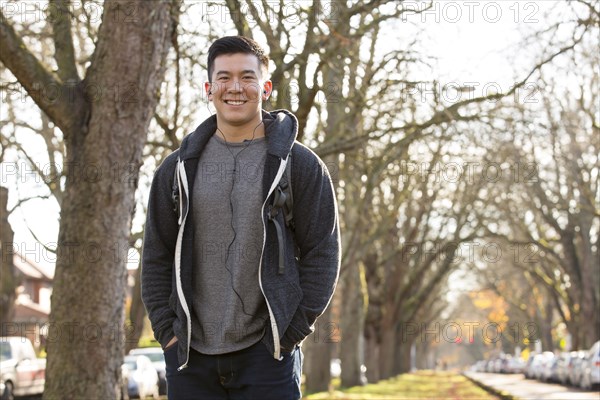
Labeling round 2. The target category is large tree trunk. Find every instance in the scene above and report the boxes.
[39,2,177,398]
[394,338,412,376]
[379,320,397,380]
[363,251,382,383]
[541,295,554,352]
[304,306,334,394]
[126,258,146,353]
[364,327,380,383]
[416,340,430,369]
[340,261,367,388]
[578,214,600,348]
[0,186,17,333]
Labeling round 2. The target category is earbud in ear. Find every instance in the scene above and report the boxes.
[264,90,267,94]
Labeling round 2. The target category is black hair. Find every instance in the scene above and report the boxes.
[207,36,269,82]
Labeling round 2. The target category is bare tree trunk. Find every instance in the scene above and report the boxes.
[578,216,599,347]
[364,251,382,384]
[24,2,177,398]
[364,327,380,383]
[394,338,412,375]
[379,320,397,380]
[416,340,430,369]
[340,261,367,387]
[0,186,17,333]
[304,306,334,394]
[541,295,554,352]
[126,259,145,353]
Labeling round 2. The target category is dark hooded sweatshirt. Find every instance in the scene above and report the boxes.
[141,109,341,370]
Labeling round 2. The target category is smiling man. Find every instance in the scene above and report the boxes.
[141,36,341,399]
[207,51,272,138]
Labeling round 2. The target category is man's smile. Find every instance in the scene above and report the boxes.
[223,100,247,105]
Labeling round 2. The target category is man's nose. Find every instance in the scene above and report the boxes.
[226,81,243,92]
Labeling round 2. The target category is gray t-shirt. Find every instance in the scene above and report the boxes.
[190,133,269,354]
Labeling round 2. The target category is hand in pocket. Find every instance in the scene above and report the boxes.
[164,336,178,350]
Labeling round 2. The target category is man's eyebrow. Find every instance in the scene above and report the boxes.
[215,70,258,76]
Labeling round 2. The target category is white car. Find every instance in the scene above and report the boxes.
[128,347,167,395]
[506,357,526,374]
[330,358,341,378]
[0,337,46,399]
[580,341,600,390]
[542,357,560,382]
[123,355,159,399]
[531,352,554,381]
[569,351,587,387]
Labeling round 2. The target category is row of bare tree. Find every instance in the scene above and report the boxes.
[1,0,598,398]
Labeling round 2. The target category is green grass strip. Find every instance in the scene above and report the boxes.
[305,370,499,399]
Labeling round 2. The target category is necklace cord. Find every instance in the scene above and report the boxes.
[217,120,268,324]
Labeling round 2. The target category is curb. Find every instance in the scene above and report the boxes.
[462,373,519,400]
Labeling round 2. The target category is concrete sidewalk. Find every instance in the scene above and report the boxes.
[464,372,600,400]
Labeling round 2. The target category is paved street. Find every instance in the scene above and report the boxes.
[465,372,600,400]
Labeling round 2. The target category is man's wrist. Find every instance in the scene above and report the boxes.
[164,335,178,350]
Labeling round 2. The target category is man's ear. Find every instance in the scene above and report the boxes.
[204,81,213,100]
[262,80,273,100]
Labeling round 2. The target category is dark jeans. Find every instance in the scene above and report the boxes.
[164,340,303,400]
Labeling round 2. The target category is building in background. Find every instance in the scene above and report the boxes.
[9,252,53,352]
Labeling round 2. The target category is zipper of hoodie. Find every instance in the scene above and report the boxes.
[258,157,288,360]
[174,159,192,370]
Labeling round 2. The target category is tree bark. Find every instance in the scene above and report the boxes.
[340,261,367,388]
[364,250,382,384]
[126,258,145,353]
[577,212,599,347]
[378,319,397,380]
[0,186,17,334]
[541,295,554,352]
[0,1,181,398]
[304,306,334,394]
[394,337,412,376]
[364,326,380,383]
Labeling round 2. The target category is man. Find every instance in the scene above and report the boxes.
[141,36,340,399]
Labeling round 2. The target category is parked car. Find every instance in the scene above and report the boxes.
[569,350,588,387]
[541,356,559,382]
[0,336,46,399]
[496,354,510,373]
[128,348,167,396]
[484,359,494,372]
[555,352,575,385]
[506,356,526,374]
[485,358,499,373]
[330,358,341,378]
[531,352,554,381]
[122,355,159,399]
[579,340,600,390]
[493,358,502,372]
[471,360,487,372]
[524,354,536,379]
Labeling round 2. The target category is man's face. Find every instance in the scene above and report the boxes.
[205,53,271,129]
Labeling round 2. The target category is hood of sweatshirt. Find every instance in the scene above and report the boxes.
[178,109,298,160]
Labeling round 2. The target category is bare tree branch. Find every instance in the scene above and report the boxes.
[49,0,80,82]
[8,194,54,214]
[0,10,85,133]
[225,0,253,37]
